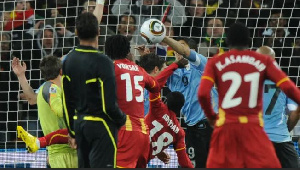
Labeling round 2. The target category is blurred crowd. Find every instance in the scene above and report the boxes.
[0,0,300,147]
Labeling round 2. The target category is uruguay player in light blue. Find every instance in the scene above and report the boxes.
[161,36,218,168]
[257,46,300,168]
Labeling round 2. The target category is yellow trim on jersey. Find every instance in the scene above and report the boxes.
[151,80,156,88]
[216,108,225,127]
[49,134,69,145]
[175,147,186,151]
[276,77,289,87]
[238,116,248,124]
[202,76,215,83]
[86,78,97,84]
[140,118,147,134]
[125,115,132,131]
[61,75,75,136]
[98,78,106,114]
[258,111,264,127]
[149,94,161,102]
[64,75,71,81]
[98,78,113,121]
[75,48,99,53]
[82,116,117,168]
[116,165,127,168]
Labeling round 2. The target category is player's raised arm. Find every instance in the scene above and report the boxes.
[93,0,105,25]
[162,36,191,58]
[155,57,188,88]
[11,57,37,105]
[142,68,160,93]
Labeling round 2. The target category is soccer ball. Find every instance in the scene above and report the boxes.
[140,19,166,44]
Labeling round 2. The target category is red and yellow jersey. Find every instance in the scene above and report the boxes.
[144,63,193,168]
[4,9,34,31]
[199,49,300,126]
[114,59,159,133]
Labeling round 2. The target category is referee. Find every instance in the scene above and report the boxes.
[61,8,126,169]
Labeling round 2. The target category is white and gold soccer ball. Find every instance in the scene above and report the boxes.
[140,19,166,44]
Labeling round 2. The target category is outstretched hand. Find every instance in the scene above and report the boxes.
[12,57,26,77]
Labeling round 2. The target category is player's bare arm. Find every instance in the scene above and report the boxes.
[11,57,37,105]
[287,106,300,132]
[162,37,191,57]
[93,0,105,25]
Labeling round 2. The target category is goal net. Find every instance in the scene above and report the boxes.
[0,0,299,168]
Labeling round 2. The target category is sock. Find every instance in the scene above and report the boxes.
[38,128,69,148]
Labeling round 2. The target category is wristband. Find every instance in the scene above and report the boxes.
[96,0,105,5]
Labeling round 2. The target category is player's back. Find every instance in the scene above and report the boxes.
[62,47,112,116]
[145,97,185,159]
[114,59,158,131]
[211,49,272,120]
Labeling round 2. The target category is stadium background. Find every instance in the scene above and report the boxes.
[0,0,299,168]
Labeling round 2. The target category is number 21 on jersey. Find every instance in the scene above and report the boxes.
[121,73,144,102]
[222,71,260,109]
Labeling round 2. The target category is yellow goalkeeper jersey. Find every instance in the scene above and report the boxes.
[37,81,75,155]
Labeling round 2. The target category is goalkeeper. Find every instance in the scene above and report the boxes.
[12,56,78,168]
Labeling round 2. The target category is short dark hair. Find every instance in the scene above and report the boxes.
[76,12,99,40]
[105,35,130,60]
[138,53,165,73]
[176,37,197,50]
[166,91,185,115]
[40,56,62,81]
[226,22,250,48]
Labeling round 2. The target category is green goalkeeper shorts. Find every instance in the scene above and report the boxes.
[48,150,78,168]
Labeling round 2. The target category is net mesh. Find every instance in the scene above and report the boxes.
[0,0,299,168]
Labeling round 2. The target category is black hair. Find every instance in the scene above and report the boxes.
[226,22,250,48]
[40,56,62,81]
[166,91,185,116]
[176,37,197,50]
[119,12,137,25]
[76,12,99,40]
[138,53,165,74]
[105,35,130,60]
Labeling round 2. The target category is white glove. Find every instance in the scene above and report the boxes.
[96,0,105,5]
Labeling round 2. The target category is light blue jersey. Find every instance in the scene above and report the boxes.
[144,90,149,116]
[263,80,298,142]
[167,50,218,126]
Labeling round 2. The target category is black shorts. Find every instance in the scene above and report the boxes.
[74,115,118,168]
[272,141,300,168]
[185,119,213,168]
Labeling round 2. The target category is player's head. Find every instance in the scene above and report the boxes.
[256,46,276,59]
[75,12,99,41]
[139,53,166,76]
[105,35,131,60]
[40,55,62,81]
[165,91,185,116]
[226,22,250,49]
[176,37,197,51]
